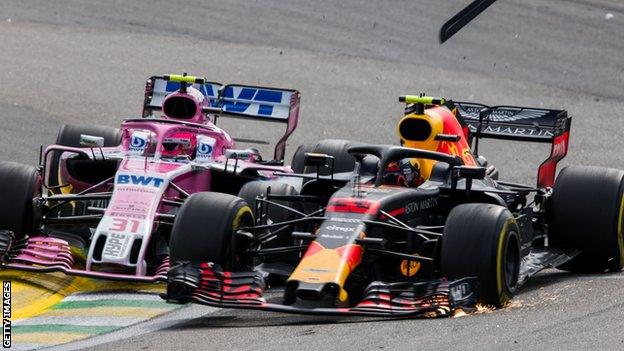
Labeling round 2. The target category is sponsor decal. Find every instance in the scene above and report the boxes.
[552,137,567,157]
[400,259,421,277]
[320,233,348,240]
[2,281,10,348]
[304,268,334,273]
[221,86,288,119]
[324,224,356,233]
[116,174,164,188]
[79,134,105,147]
[362,187,393,193]
[328,217,361,223]
[469,125,554,138]
[107,212,147,219]
[196,135,216,163]
[163,137,192,147]
[327,198,380,215]
[102,232,131,259]
[109,202,150,215]
[449,281,474,302]
[129,131,150,155]
[405,198,439,214]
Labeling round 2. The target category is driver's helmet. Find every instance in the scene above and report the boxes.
[161,132,197,160]
[382,158,423,187]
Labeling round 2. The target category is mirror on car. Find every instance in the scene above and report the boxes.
[453,165,487,180]
[79,134,105,148]
[304,153,334,168]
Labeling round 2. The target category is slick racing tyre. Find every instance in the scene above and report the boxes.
[0,161,41,239]
[238,180,298,249]
[291,139,356,175]
[47,124,121,187]
[169,192,254,270]
[549,166,624,272]
[441,203,521,307]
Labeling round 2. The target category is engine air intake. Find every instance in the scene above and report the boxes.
[163,96,197,120]
[399,118,432,142]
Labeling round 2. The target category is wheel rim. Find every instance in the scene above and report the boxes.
[229,208,254,270]
[503,232,520,292]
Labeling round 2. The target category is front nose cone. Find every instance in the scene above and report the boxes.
[284,281,347,306]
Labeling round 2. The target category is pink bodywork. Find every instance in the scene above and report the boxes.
[14,88,295,282]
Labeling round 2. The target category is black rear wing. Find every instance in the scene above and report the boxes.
[142,75,301,162]
[451,101,571,187]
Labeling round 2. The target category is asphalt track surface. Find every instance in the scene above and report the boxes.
[1,0,624,350]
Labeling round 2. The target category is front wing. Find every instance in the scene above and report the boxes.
[164,262,478,318]
[0,231,168,283]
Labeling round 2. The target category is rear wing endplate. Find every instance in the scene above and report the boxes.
[452,101,572,188]
[142,76,300,162]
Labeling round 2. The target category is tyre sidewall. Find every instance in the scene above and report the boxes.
[550,166,624,271]
[441,204,520,307]
[0,162,40,238]
[169,193,253,270]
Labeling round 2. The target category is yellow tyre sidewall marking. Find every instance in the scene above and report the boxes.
[617,194,624,267]
[232,205,253,230]
[495,218,515,305]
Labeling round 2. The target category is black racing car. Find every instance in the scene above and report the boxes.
[163,96,624,317]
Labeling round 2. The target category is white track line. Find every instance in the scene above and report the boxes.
[62,292,163,301]
[46,305,219,351]
[9,343,41,351]
[533,274,624,282]
[14,316,145,327]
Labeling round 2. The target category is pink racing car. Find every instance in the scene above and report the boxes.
[0,74,302,283]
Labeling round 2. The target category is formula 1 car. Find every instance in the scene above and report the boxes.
[0,74,303,283]
[165,95,624,317]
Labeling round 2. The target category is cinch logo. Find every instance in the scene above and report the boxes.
[117,175,164,187]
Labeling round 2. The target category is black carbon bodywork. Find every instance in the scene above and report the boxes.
[165,142,579,317]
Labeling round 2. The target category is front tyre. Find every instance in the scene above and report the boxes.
[169,193,254,270]
[0,161,41,239]
[440,203,521,307]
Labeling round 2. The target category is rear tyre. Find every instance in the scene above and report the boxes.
[290,143,315,174]
[48,124,121,186]
[169,192,254,270]
[441,203,520,307]
[291,139,356,175]
[550,166,624,272]
[0,161,41,239]
[238,180,298,248]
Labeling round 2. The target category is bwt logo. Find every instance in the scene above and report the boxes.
[129,131,150,154]
[117,175,164,187]
[130,135,147,150]
[222,87,285,117]
[198,143,213,155]
[196,136,216,163]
